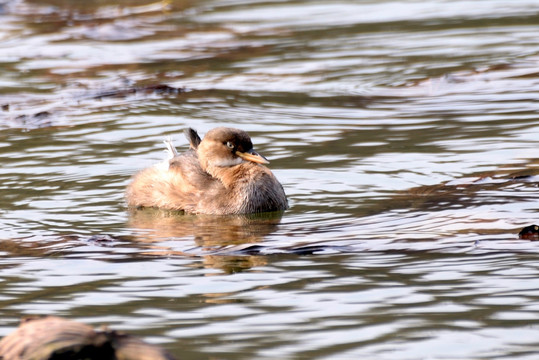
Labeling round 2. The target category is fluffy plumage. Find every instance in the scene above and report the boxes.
[126,127,288,215]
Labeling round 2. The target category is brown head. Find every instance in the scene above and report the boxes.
[195,127,269,174]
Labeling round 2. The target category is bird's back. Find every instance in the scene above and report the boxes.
[126,150,212,213]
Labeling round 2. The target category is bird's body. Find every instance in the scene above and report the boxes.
[126,127,288,215]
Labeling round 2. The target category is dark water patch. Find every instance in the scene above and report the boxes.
[90,84,186,100]
[0,82,187,130]
[389,171,538,212]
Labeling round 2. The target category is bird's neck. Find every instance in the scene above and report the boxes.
[206,163,254,189]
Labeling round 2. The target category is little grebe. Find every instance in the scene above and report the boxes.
[126,127,288,215]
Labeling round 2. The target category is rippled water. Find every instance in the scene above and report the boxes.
[1,0,538,358]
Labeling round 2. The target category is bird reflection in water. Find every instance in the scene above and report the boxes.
[127,209,284,272]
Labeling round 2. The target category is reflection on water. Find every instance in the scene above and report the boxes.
[128,209,283,247]
[128,209,282,272]
[1,0,539,358]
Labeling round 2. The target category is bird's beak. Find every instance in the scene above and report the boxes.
[237,149,270,164]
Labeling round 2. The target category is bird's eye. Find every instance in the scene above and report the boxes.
[226,141,234,149]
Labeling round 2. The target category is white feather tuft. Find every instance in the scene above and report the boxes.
[163,137,178,159]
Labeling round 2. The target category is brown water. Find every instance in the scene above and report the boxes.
[1,0,539,358]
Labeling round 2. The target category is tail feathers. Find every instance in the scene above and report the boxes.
[184,128,202,149]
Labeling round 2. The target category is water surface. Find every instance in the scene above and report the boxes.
[1,0,538,359]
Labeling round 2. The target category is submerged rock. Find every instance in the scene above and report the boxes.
[0,316,176,360]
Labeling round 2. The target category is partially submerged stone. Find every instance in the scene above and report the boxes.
[0,316,176,360]
[518,225,539,241]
